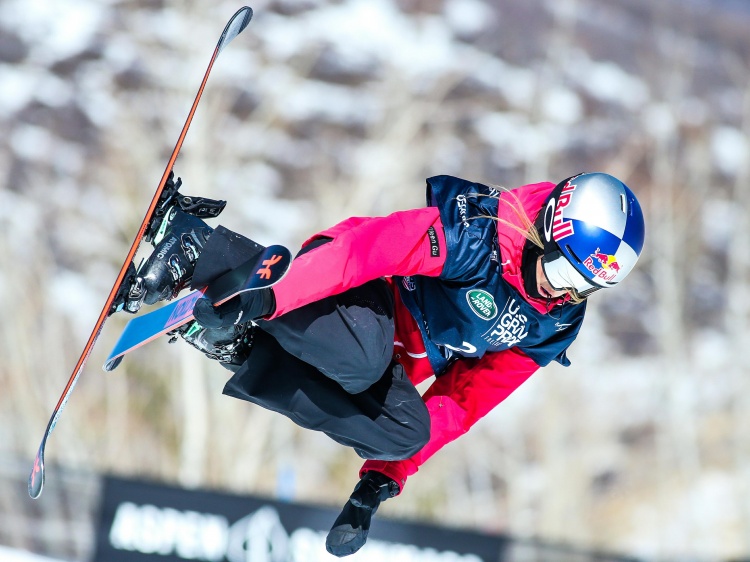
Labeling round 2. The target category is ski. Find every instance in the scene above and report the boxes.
[103,245,292,371]
[28,6,255,500]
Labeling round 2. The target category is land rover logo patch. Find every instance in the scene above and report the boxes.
[466,289,497,320]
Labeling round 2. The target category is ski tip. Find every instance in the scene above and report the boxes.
[28,451,45,499]
[240,6,254,25]
[218,6,254,53]
[232,6,254,33]
[203,244,292,304]
[103,355,123,372]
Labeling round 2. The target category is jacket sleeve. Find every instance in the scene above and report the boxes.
[269,207,447,318]
[360,347,539,491]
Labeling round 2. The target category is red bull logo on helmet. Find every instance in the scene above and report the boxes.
[551,179,578,241]
[583,248,619,282]
[592,249,621,272]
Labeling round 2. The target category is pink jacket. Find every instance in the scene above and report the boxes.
[269,182,557,491]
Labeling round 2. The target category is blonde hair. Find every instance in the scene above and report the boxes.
[463,186,543,248]
[462,187,586,304]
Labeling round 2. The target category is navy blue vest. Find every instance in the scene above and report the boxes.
[396,175,586,375]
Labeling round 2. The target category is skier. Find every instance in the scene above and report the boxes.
[129,172,645,556]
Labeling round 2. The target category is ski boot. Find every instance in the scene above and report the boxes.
[111,172,226,315]
[125,208,212,312]
[120,173,227,314]
[167,320,254,371]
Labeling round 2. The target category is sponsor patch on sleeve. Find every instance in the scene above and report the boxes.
[427,226,440,257]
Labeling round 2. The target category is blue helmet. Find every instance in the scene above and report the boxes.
[540,173,645,297]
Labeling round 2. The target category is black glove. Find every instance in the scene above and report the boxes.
[193,288,275,328]
[326,471,399,557]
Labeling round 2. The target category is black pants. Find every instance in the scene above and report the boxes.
[193,228,430,460]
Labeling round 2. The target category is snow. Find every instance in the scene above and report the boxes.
[628,471,745,559]
[257,0,462,80]
[0,192,43,255]
[483,60,538,111]
[443,0,496,37]
[238,161,285,196]
[473,112,567,164]
[76,66,119,127]
[0,64,39,116]
[642,102,678,140]
[33,73,75,108]
[701,198,738,250]
[10,124,55,161]
[540,86,583,125]
[51,140,86,176]
[711,126,749,176]
[9,125,85,175]
[567,52,650,110]
[0,0,107,63]
[0,546,65,562]
[355,141,405,181]
[236,196,316,249]
[692,329,731,373]
[48,270,105,338]
[281,80,381,125]
[102,35,141,72]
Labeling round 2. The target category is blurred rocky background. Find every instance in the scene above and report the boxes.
[2,0,750,560]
